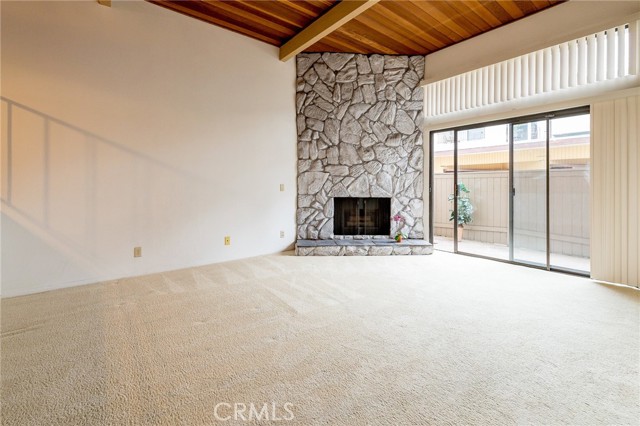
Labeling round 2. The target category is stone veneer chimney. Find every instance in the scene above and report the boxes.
[296,53,425,240]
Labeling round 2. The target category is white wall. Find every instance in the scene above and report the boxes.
[0,0,297,297]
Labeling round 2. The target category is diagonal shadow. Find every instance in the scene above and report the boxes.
[1,97,213,286]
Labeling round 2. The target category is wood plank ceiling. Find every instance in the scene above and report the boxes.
[150,0,562,56]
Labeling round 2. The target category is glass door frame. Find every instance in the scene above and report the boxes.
[508,116,551,269]
[429,105,590,276]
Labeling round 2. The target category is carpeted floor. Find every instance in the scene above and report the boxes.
[1,251,638,425]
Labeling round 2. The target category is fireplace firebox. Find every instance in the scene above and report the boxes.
[333,197,391,236]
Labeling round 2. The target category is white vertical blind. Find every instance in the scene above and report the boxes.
[501,61,508,102]
[507,59,514,100]
[587,33,597,84]
[568,41,577,87]
[488,66,495,105]
[544,47,553,93]
[617,25,627,78]
[551,43,573,91]
[536,50,544,94]
[591,94,640,287]
[426,23,635,117]
[578,37,587,85]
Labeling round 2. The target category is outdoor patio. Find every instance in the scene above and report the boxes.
[433,235,591,272]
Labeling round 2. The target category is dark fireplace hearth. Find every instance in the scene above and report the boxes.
[333,197,391,236]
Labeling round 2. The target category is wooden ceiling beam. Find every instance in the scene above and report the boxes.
[279,0,381,62]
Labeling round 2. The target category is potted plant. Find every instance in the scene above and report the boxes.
[448,183,474,241]
[392,214,406,243]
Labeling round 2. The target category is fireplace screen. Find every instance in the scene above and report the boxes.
[333,197,391,236]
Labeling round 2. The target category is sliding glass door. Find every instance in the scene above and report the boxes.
[511,119,548,267]
[549,114,591,272]
[431,131,455,252]
[430,107,591,275]
[457,123,510,259]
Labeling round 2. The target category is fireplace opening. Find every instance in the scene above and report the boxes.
[333,197,391,236]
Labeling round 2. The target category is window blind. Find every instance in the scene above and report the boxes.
[426,23,636,118]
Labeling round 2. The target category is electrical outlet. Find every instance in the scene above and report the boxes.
[280,231,285,238]
[133,247,142,258]
[224,236,231,246]
[279,184,285,192]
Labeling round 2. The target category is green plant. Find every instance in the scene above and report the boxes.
[448,183,474,227]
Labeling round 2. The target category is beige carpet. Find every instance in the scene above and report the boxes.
[1,251,638,425]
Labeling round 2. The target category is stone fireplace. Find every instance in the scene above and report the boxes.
[295,53,430,256]
[296,53,424,240]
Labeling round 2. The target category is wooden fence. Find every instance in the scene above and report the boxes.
[433,170,590,257]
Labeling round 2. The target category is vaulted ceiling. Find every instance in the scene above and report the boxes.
[150,0,563,59]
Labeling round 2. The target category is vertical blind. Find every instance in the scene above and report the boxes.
[426,23,636,117]
[591,95,639,288]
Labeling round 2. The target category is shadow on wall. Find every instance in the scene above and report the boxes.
[0,97,214,295]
